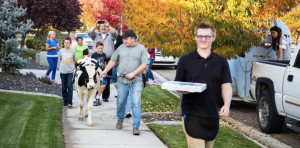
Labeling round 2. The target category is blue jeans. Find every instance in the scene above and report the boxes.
[111,63,118,83]
[125,91,132,113]
[46,57,58,80]
[60,73,73,105]
[117,81,143,128]
[146,59,155,82]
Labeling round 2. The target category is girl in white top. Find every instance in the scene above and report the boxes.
[69,31,77,49]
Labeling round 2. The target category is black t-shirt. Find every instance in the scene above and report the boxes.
[91,52,107,71]
[175,49,232,119]
[114,35,123,51]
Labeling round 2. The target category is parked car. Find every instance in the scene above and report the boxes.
[75,33,93,50]
[151,48,179,69]
[250,43,300,133]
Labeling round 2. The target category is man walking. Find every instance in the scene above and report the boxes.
[175,22,232,148]
[88,20,117,102]
[100,29,148,135]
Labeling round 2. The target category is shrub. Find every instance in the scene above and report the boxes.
[25,39,34,48]
[33,29,67,51]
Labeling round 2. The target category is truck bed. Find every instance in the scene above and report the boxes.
[255,60,290,67]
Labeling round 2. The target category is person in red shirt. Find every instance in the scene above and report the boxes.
[146,47,156,84]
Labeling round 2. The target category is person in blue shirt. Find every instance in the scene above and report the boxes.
[45,31,60,83]
[91,42,108,106]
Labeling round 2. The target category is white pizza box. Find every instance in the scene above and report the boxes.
[161,81,207,93]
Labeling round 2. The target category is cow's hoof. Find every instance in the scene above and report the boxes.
[85,114,88,117]
[79,117,83,121]
[88,123,93,127]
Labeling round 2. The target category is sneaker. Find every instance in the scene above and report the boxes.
[133,128,140,135]
[116,120,123,129]
[146,82,149,84]
[103,98,109,102]
[93,99,101,106]
[67,104,72,108]
[125,113,132,118]
[151,80,156,84]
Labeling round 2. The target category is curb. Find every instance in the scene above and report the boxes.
[0,89,62,98]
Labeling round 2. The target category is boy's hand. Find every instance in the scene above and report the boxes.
[220,105,230,118]
[100,71,107,78]
[125,72,135,80]
[176,91,189,94]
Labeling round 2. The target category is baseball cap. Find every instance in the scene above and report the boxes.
[121,29,137,39]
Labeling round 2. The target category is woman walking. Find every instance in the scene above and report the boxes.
[45,31,60,83]
[146,47,155,84]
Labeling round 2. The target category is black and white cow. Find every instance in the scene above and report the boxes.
[73,57,103,127]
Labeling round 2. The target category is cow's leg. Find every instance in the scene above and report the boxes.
[85,93,89,117]
[87,93,94,127]
[78,90,84,121]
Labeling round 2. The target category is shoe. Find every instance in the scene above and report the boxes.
[146,82,149,84]
[52,80,57,84]
[103,98,109,102]
[125,113,132,118]
[151,80,156,84]
[67,104,72,108]
[133,128,140,135]
[94,99,101,106]
[115,95,117,98]
[116,120,123,129]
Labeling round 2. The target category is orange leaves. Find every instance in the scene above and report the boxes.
[123,0,194,57]
[79,0,102,28]
[123,0,298,58]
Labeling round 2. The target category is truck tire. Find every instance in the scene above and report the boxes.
[257,90,285,133]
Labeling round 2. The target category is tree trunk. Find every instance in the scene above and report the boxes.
[20,33,27,49]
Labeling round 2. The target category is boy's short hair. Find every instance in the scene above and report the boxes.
[76,36,83,42]
[195,21,216,36]
[96,41,104,47]
[64,36,72,44]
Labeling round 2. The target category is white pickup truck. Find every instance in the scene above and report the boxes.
[250,44,300,133]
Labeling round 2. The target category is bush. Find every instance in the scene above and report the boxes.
[33,29,67,51]
[25,38,34,48]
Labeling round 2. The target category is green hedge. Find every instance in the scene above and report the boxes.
[25,38,34,48]
[33,29,67,51]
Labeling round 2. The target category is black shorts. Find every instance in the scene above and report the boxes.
[183,114,219,141]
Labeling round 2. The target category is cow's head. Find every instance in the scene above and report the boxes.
[76,57,101,89]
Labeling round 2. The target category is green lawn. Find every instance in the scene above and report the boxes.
[0,92,64,147]
[148,124,261,148]
[20,50,41,58]
[141,84,179,112]
[16,34,35,40]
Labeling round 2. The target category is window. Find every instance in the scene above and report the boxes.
[294,50,300,68]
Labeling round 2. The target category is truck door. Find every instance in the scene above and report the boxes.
[283,48,300,120]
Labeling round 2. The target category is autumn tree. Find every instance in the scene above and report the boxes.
[17,0,83,48]
[280,6,300,45]
[123,0,299,58]
[79,0,103,30]
[95,0,127,31]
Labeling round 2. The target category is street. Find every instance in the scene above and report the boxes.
[153,67,300,148]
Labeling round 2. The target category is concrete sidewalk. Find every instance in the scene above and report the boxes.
[19,69,167,148]
[63,84,167,148]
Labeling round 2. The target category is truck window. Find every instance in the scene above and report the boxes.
[294,50,300,68]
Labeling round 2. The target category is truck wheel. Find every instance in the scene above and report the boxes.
[257,90,285,133]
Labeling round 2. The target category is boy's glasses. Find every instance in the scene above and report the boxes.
[196,35,213,40]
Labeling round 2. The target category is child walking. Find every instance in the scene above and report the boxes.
[59,37,76,107]
[91,42,108,106]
